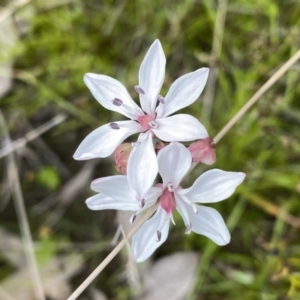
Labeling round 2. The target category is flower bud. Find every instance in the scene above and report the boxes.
[114,143,132,174]
[188,137,216,165]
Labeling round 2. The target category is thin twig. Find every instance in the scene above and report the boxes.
[213,48,300,144]
[0,113,67,159]
[0,111,45,300]
[246,193,300,228]
[67,204,158,300]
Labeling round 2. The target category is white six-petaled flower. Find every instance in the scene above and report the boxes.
[131,142,246,262]
[73,39,209,160]
[85,140,245,263]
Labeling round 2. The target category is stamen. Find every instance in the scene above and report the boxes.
[179,195,198,214]
[167,183,175,192]
[140,198,145,208]
[149,120,158,129]
[112,98,123,106]
[170,215,176,225]
[129,213,137,224]
[134,85,145,94]
[158,95,165,104]
[185,223,192,234]
[156,230,161,242]
[109,122,120,130]
[191,203,198,214]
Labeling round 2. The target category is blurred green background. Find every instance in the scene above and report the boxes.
[1,0,300,299]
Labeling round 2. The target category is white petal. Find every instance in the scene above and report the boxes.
[91,175,135,202]
[86,194,139,211]
[144,186,163,208]
[156,68,209,118]
[189,205,230,245]
[132,207,170,262]
[127,132,158,201]
[157,142,192,188]
[73,121,142,160]
[84,73,143,119]
[153,114,208,142]
[139,40,166,115]
[181,169,246,203]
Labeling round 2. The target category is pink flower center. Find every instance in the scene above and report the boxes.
[160,187,176,214]
[137,115,156,131]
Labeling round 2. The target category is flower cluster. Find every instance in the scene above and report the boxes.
[74,40,245,262]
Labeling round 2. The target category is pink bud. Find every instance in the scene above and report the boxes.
[188,137,216,165]
[114,143,132,174]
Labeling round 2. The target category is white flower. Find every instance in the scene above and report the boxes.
[85,133,160,217]
[131,142,246,262]
[73,39,209,160]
